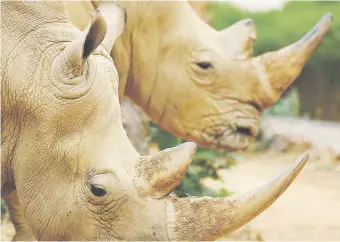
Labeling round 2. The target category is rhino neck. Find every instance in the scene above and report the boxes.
[112,27,133,101]
[122,2,192,122]
[122,5,160,118]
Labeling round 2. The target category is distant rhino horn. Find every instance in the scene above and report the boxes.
[219,18,257,60]
[253,13,333,106]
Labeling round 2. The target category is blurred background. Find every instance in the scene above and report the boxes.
[2,1,340,241]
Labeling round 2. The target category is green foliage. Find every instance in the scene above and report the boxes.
[1,199,8,221]
[176,149,236,197]
[149,124,182,149]
[262,87,300,118]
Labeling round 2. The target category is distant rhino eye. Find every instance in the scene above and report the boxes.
[90,184,107,197]
[196,62,213,70]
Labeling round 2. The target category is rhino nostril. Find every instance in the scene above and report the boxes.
[236,126,252,137]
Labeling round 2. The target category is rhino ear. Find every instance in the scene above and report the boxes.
[97,1,126,53]
[61,10,107,71]
[82,11,107,60]
[60,1,126,72]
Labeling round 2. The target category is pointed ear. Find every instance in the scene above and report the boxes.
[97,1,127,53]
[61,10,107,71]
[82,11,107,60]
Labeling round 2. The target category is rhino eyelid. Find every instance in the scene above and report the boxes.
[249,101,261,112]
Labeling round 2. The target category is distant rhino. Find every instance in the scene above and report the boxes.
[2,1,310,241]
[65,1,333,150]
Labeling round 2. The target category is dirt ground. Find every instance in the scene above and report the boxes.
[1,151,340,241]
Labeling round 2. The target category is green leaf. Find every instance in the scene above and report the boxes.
[193,150,218,161]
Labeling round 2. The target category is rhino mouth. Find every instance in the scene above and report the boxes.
[235,126,253,136]
[198,118,259,150]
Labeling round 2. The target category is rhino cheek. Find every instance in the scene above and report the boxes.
[59,188,124,241]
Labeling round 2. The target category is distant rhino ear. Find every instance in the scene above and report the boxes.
[82,11,107,60]
[60,10,107,71]
[61,1,126,71]
[50,10,107,99]
[97,1,126,53]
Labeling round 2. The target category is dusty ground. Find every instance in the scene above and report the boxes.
[206,151,340,241]
[0,217,14,241]
[2,151,340,241]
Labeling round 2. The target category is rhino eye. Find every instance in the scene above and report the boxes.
[90,184,107,197]
[196,62,213,70]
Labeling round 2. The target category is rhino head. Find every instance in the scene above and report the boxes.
[64,2,333,150]
[59,143,308,241]
[120,2,333,150]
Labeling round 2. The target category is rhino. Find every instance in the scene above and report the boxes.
[65,1,333,150]
[2,1,310,241]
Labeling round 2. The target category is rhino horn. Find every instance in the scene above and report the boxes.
[134,142,197,198]
[253,13,333,106]
[219,18,257,60]
[97,1,126,53]
[166,153,309,241]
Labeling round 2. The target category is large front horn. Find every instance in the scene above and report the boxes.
[134,142,197,198]
[166,153,309,241]
[253,13,333,105]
